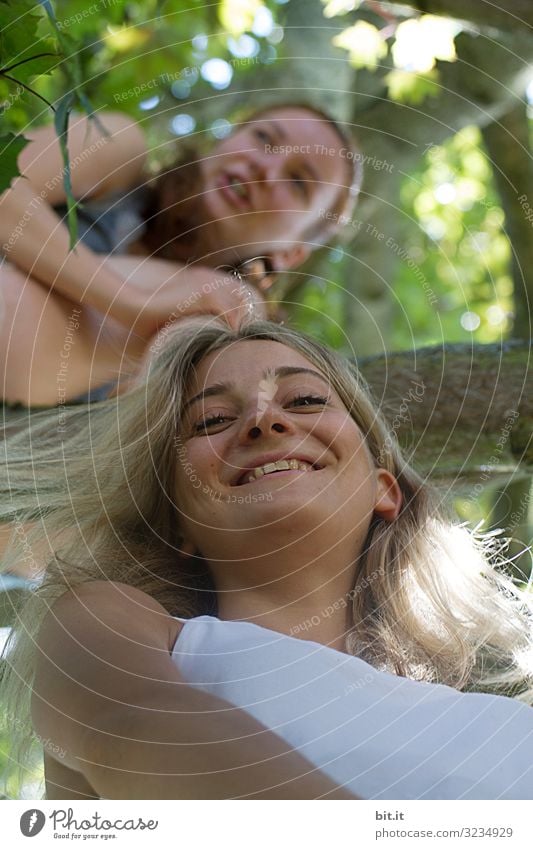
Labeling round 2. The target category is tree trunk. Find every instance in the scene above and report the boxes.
[481,103,533,339]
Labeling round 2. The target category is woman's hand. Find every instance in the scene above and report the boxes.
[104,256,268,336]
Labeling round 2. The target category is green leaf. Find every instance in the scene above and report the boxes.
[385,69,440,105]
[77,90,109,138]
[333,21,388,70]
[0,0,52,84]
[1,47,58,82]
[53,92,78,249]
[321,0,363,18]
[0,133,28,192]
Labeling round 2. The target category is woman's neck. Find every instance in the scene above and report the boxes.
[212,552,358,654]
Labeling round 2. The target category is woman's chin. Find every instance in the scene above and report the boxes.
[223,478,334,529]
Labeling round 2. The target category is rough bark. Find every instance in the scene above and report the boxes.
[481,102,533,339]
[360,340,532,481]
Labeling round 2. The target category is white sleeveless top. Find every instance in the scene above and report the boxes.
[171,614,533,800]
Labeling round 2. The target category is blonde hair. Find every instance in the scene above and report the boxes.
[1,319,532,789]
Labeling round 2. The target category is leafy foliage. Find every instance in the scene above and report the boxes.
[392,126,513,350]
[384,68,440,105]
[0,4,56,142]
[0,133,28,192]
[333,21,387,70]
[0,0,57,86]
[326,5,460,104]
[1,0,282,241]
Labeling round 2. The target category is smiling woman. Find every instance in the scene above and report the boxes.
[0,102,359,408]
[1,318,532,800]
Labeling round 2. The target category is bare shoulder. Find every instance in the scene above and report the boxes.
[45,580,182,653]
[17,110,147,203]
[32,581,185,772]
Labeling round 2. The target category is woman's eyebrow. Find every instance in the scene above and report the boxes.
[274,366,330,387]
[182,382,230,414]
[183,367,330,413]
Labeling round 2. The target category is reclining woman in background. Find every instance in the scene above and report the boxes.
[1,318,532,800]
[0,104,359,408]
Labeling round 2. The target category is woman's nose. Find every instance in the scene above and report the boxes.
[247,420,286,439]
[249,150,281,184]
[239,401,293,441]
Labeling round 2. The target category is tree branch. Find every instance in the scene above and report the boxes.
[360,340,532,480]
[380,0,533,32]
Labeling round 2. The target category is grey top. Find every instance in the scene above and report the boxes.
[53,185,150,255]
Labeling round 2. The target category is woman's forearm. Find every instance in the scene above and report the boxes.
[82,681,357,800]
[0,177,135,318]
[0,180,255,336]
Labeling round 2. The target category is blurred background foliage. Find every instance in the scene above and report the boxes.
[1,0,532,798]
[393,126,514,349]
[291,125,515,352]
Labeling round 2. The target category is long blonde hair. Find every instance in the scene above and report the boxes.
[1,319,532,788]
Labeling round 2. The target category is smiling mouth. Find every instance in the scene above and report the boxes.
[234,458,323,486]
[217,174,252,210]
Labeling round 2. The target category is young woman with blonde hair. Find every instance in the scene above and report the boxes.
[1,318,532,799]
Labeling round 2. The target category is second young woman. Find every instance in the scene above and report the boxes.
[0,104,359,407]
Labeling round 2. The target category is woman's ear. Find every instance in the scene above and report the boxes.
[373,469,403,522]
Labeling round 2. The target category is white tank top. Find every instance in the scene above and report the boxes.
[171,614,533,800]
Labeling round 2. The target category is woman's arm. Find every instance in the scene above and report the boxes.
[0,113,265,335]
[102,256,268,336]
[32,581,357,800]
[0,111,148,322]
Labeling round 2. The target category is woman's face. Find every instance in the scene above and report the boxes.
[199,107,351,270]
[175,339,400,564]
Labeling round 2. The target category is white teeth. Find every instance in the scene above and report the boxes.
[243,458,314,483]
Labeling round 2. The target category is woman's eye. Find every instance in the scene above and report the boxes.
[288,394,329,408]
[291,173,308,198]
[193,414,233,434]
[255,128,272,144]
